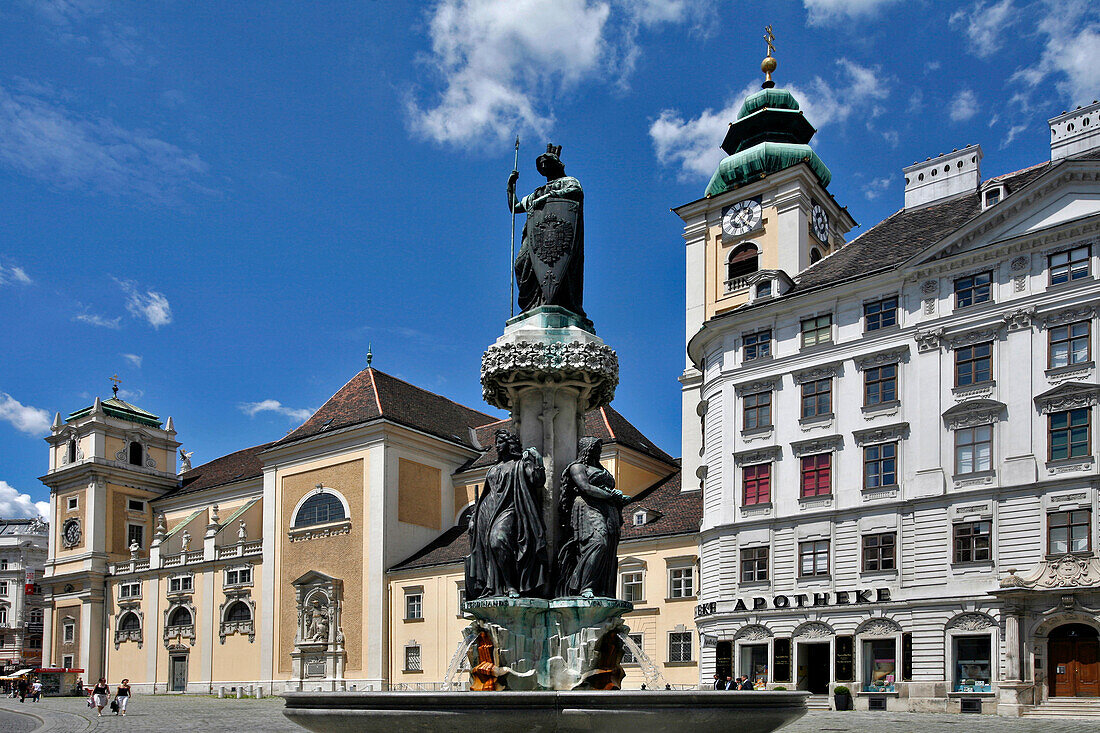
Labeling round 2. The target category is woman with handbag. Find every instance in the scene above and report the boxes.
[91,678,110,717]
[114,679,131,716]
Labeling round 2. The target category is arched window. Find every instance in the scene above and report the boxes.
[225,601,252,623]
[727,244,760,281]
[119,612,141,632]
[128,441,143,466]
[293,492,347,528]
[167,606,192,627]
[810,248,823,264]
[67,438,77,464]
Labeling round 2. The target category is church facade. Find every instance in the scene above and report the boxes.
[37,369,694,693]
[679,63,1100,717]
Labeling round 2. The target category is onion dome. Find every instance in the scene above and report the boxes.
[705,34,832,197]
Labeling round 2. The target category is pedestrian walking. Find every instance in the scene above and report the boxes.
[17,677,27,702]
[115,679,131,716]
[31,679,42,702]
[91,678,110,717]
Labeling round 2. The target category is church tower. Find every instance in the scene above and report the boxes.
[39,379,179,679]
[674,29,856,488]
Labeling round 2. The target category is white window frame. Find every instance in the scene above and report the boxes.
[0,559,8,570]
[169,574,194,594]
[667,565,695,600]
[62,654,74,668]
[620,569,645,603]
[127,498,146,513]
[404,589,424,621]
[119,581,142,600]
[622,632,643,665]
[126,522,144,549]
[62,621,75,644]
[224,565,253,588]
[633,510,647,526]
[0,580,8,596]
[67,496,79,511]
[668,631,693,663]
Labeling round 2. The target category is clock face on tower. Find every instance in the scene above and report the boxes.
[811,203,830,242]
[722,198,762,237]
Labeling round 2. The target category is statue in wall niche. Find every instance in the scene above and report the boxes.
[305,599,329,642]
[508,143,585,318]
[465,429,549,599]
[557,438,629,598]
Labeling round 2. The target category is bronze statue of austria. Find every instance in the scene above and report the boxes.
[557,438,629,597]
[465,430,550,599]
[507,143,585,318]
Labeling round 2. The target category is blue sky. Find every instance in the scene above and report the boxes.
[1,0,1097,518]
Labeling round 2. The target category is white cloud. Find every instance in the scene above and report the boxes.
[0,80,209,202]
[121,353,142,368]
[0,392,51,435]
[949,1,1017,58]
[650,60,890,181]
[803,0,902,25]
[0,261,33,286]
[950,89,980,122]
[73,310,121,329]
[116,279,172,328]
[862,175,894,200]
[239,400,314,423]
[0,480,49,519]
[407,0,704,146]
[1004,1,1099,108]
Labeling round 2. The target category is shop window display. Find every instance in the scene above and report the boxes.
[862,638,896,692]
[741,644,768,689]
[953,636,992,692]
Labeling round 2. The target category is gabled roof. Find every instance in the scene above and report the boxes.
[794,160,1054,293]
[460,405,677,472]
[164,442,273,500]
[273,367,496,450]
[389,469,697,573]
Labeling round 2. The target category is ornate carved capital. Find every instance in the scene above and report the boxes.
[481,339,619,411]
[915,328,944,352]
[1002,307,1036,332]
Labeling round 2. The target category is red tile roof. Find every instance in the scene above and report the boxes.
[166,442,273,499]
[275,368,496,449]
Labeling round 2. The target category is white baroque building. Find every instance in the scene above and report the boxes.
[678,84,1100,716]
[0,518,48,673]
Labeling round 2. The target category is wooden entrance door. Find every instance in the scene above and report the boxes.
[169,655,188,692]
[1049,624,1100,697]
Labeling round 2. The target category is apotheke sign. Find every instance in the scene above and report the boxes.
[695,588,893,618]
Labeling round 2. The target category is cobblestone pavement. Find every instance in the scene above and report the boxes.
[2,695,1098,732]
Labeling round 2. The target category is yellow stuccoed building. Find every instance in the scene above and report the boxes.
[39,368,699,693]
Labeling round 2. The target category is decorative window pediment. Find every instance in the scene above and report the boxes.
[790,434,843,456]
[855,347,908,371]
[163,600,196,647]
[853,423,910,446]
[1034,381,1100,414]
[734,377,780,396]
[734,445,781,465]
[734,623,772,641]
[114,609,143,650]
[793,361,843,384]
[942,399,1006,429]
[856,617,902,636]
[219,596,255,644]
[1039,302,1097,329]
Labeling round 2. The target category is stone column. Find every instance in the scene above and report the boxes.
[481,306,618,580]
[1005,608,1021,681]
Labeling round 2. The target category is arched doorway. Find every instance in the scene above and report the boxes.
[1049,623,1099,697]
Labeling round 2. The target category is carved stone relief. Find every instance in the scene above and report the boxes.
[735,624,772,642]
[858,618,901,636]
[794,622,833,639]
[946,613,995,632]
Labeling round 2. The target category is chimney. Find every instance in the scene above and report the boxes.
[1049,101,1100,161]
[903,145,982,209]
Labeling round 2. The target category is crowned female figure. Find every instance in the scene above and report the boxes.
[557,437,629,598]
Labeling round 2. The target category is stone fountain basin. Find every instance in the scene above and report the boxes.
[282,690,809,733]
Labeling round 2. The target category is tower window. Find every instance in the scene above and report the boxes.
[726,244,760,285]
[128,441,143,466]
[809,248,823,264]
[67,438,77,464]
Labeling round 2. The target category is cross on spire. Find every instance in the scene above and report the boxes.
[764,25,775,57]
[761,25,778,89]
[109,374,121,398]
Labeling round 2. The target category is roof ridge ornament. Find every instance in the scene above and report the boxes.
[761,25,777,89]
[110,373,121,398]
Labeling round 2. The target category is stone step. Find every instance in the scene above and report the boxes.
[1022,698,1100,718]
[805,695,832,710]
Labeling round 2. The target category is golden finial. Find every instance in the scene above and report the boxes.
[109,374,121,398]
[761,25,777,89]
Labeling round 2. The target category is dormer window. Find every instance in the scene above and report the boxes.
[633,510,648,526]
[982,184,1006,210]
[726,243,760,289]
[755,280,772,298]
[128,441,143,466]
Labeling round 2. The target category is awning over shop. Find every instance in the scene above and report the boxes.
[0,668,35,679]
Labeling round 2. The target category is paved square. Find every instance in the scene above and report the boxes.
[1,695,1094,732]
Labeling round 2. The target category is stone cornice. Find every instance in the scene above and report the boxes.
[854,347,909,370]
[792,360,844,384]
[733,376,781,396]
[789,434,843,456]
[942,398,1006,428]
[733,446,781,465]
[1034,381,1100,414]
[852,423,910,446]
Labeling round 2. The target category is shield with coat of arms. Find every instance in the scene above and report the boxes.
[527,197,580,306]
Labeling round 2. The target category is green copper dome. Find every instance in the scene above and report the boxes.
[706,86,828,198]
[705,142,832,198]
[737,88,800,120]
